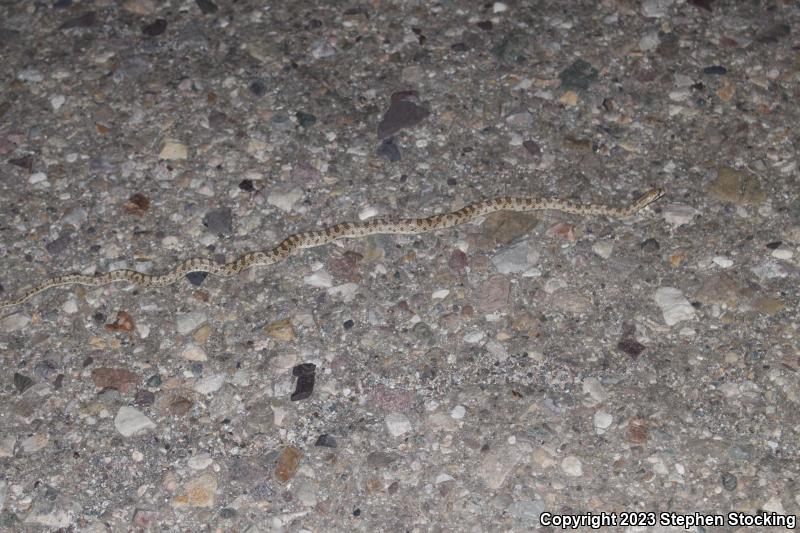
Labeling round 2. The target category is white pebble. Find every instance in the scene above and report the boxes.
[653,287,695,326]
[20,434,48,453]
[0,313,30,332]
[712,256,733,268]
[187,453,213,470]
[662,203,696,227]
[582,377,608,403]
[176,311,207,335]
[303,270,333,288]
[193,373,225,395]
[485,339,509,362]
[592,241,613,259]
[432,289,450,300]
[771,248,793,260]
[763,495,785,514]
[463,331,485,344]
[17,68,43,82]
[159,139,188,160]
[560,455,583,477]
[114,407,156,437]
[327,282,359,302]
[385,412,412,437]
[435,473,454,484]
[29,172,48,184]
[450,405,466,419]
[492,2,508,13]
[751,260,789,280]
[50,95,66,111]
[61,299,79,314]
[594,411,613,434]
[181,343,208,362]
[358,206,379,220]
[267,188,303,212]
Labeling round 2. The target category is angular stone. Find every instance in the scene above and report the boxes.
[385,412,412,437]
[159,140,188,160]
[478,442,531,489]
[708,166,766,205]
[377,93,430,139]
[91,367,139,393]
[653,287,695,326]
[176,311,207,335]
[114,406,156,437]
[265,318,296,342]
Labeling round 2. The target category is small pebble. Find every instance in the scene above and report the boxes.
[114,406,156,437]
[315,434,337,448]
[492,2,508,13]
[1,313,30,332]
[653,287,696,326]
[181,343,208,362]
[193,373,225,395]
[560,455,583,477]
[187,453,213,470]
[712,256,733,268]
[385,412,412,437]
[20,433,48,453]
[592,241,613,259]
[159,140,188,160]
[29,172,48,184]
[303,270,333,288]
[662,204,696,226]
[771,248,792,260]
[703,65,727,75]
[267,188,303,212]
[274,446,302,483]
[176,311,207,335]
[478,443,532,489]
[172,473,217,508]
[594,411,613,434]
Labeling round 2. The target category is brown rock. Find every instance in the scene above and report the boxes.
[122,193,151,216]
[265,318,296,342]
[708,166,766,205]
[510,311,540,337]
[91,367,139,393]
[753,297,784,315]
[716,81,735,102]
[448,249,468,272]
[695,273,753,308]
[545,222,575,242]
[275,446,302,483]
[104,311,135,333]
[366,477,383,494]
[627,419,648,444]
[193,324,212,344]
[476,275,511,313]
[172,473,217,508]
[167,397,193,416]
[481,212,539,247]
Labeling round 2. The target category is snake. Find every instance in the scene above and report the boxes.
[0,188,664,310]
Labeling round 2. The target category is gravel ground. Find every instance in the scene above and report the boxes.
[0,0,798,531]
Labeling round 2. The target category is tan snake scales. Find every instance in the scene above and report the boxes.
[0,188,664,310]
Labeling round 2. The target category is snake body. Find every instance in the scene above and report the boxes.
[0,188,664,310]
